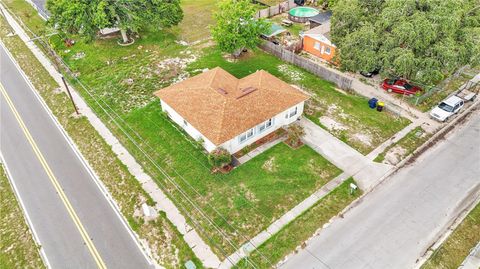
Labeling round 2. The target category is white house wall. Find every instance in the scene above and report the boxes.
[160,100,217,152]
[161,100,305,154]
[219,101,305,154]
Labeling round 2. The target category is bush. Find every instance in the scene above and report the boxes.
[208,148,232,168]
[286,123,305,148]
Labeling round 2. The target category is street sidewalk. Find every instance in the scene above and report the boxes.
[0,4,222,268]
[300,118,393,190]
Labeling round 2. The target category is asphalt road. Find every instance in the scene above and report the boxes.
[0,43,152,268]
[280,111,480,269]
[28,0,49,18]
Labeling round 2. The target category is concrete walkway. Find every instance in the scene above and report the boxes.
[0,5,221,268]
[237,137,284,164]
[459,241,480,269]
[219,171,351,269]
[299,118,393,190]
[221,117,419,268]
[280,111,480,269]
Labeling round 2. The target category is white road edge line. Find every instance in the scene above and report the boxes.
[0,40,156,267]
[0,152,52,269]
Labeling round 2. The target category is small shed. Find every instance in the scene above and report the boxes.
[262,23,287,39]
[308,10,332,29]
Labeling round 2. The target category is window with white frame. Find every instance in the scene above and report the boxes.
[325,46,331,55]
[257,118,274,133]
[238,127,255,143]
[289,106,298,118]
[314,42,320,51]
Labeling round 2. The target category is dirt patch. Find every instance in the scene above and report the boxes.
[384,146,407,165]
[262,156,278,173]
[353,133,373,146]
[71,51,85,60]
[155,51,198,84]
[319,116,347,131]
[278,64,304,82]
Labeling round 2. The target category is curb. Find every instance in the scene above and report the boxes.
[0,9,157,268]
[0,154,52,269]
[360,98,478,199]
[414,185,480,269]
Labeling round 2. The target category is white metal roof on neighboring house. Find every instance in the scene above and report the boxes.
[303,33,335,47]
[305,21,331,35]
[303,22,336,47]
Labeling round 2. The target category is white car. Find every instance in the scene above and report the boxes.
[430,95,464,122]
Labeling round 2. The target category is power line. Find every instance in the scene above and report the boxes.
[2,5,336,268]
[0,5,257,268]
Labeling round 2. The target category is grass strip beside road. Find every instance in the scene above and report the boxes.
[1,1,346,259]
[0,165,45,269]
[0,14,202,269]
[421,202,480,269]
[234,178,362,269]
[374,126,431,164]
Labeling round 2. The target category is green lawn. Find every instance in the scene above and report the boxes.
[0,13,202,269]
[374,126,431,164]
[3,0,406,259]
[0,166,45,269]
[234,178,362,268]
[188,47,411,155]
[48,34,405,257]
[421,202,480,269]
[109,102,342,256]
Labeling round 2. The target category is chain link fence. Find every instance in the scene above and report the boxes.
[410,65,480,108]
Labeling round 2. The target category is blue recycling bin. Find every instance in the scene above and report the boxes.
[368,98,378,109]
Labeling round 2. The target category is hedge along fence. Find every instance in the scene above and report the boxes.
[260,41,353,90]
[254,0,297,18]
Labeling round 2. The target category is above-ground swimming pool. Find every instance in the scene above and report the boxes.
[288,7,320,23]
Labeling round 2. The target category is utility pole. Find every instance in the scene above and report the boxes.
[61,76,79,115]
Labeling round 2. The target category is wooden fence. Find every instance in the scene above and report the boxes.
[255,0,297,18]
[260,41,353,90]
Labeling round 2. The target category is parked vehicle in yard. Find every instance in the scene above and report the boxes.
[430,86,477,122]
[430,96,464,122]
[381,78,422,96]
[360,68,380,78]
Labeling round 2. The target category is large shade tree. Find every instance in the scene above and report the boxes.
[211,0,269,57]
[330,0,480,85]
[46,0,183,43]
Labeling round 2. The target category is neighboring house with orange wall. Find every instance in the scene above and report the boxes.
[302,21,336,63]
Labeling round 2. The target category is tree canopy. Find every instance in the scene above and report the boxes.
[46,0,183,42]
[330,0,480,85]
[211,0,269,57]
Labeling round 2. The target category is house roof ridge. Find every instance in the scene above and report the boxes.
[155,66,309,146]
[216,98,231,143]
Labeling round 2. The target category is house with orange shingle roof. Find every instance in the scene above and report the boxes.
[154,67,309,154]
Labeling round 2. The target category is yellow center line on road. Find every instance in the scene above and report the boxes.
[0,82,107,269]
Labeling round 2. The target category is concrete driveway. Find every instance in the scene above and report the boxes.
[281,110,480,269]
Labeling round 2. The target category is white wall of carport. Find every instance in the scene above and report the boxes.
[160,100,305,154]
[160,100,217,152]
